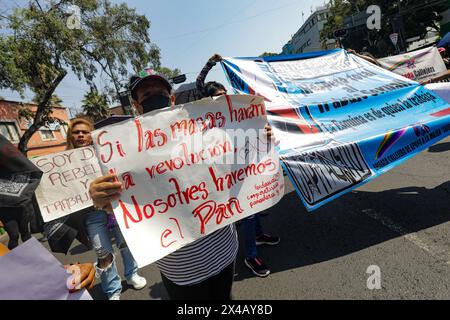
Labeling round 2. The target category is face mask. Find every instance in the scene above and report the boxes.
[141,95,170,113]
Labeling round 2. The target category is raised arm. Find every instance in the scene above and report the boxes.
[196,54,223,95]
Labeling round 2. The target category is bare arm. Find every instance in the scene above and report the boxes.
[347,49,382,67]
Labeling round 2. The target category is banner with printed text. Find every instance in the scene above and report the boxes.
[91,95,284,267]
[378,46,447,82]
[221,49,450,211]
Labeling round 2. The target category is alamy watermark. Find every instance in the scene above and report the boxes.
[366,5,381,31]
[66,264,82,291]
[66,4,81,30]
[366,265,382,290]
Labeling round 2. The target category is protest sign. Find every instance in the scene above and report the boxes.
[222,49,450,211]
[91,94,284,267]
[0,237,92,300]
[378,46,447,82]
[30,146,102,222]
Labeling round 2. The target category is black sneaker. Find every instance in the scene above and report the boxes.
[244,257,270,277]
[256,233,280,246]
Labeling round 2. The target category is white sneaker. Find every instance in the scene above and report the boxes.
[126,273,147,290]
[109,294,120,300]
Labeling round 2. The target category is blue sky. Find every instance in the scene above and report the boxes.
[1,0,324,115]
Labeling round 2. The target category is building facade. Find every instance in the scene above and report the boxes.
[282,5,335,55]
[0,100,70,158]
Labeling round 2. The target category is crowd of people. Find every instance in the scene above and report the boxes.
[0,43,449,300]
[0,53,281,300]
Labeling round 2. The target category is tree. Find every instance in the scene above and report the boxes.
[156,66,181,80]
[21,92,65,126]
[321,0,448,56]
[0,0,178,154]
[81,89,110,122]
[32,92,63,108]
[320,0,352,49]
[259,52,279,57]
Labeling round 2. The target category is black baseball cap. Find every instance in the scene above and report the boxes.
[129,68,172,100]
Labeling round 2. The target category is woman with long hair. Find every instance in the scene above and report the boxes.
[53,118,147,300]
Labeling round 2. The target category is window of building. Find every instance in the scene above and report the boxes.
[0,122,20,143]
[39,129,57,141]
[60,123,68,139]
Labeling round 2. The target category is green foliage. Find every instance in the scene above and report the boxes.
[156,67,182,80]
[259,52,279,57]
[81,89,110,122]
[321,0,448,56]
[17,105,34,121]
[320,0,350,41]
[0,0,179,153]
[32,92,63,108]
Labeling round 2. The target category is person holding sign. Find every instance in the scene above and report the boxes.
[438,47,450,68]
[90,68,238,300]
[196,53,228,98]
[66,118,146,300]
[42,119,95,254]
[197,55,281,278]
[347,49,381,67]
[0,241,96,297]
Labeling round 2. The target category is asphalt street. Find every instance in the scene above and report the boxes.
[9,136,450,300]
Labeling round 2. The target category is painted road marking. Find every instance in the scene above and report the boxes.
[362,209,450,265]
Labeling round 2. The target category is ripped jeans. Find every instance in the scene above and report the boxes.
[85,210,138,298]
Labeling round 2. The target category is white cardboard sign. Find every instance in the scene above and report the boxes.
[91,94,285,267]
[379,47,447,82]
[30,146,102,222]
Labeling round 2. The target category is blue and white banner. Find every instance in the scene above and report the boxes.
[222,49,450,211]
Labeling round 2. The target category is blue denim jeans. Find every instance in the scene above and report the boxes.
[85,210,138,298]
[243,214,263,258]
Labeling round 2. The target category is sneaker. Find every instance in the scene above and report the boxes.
[109,294,120,300]
[256,233,280,246]
[244,257,270,278]
[126,273,147,290]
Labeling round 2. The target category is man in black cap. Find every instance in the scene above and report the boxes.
[89,67,238,300]
[129,67,175,114]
